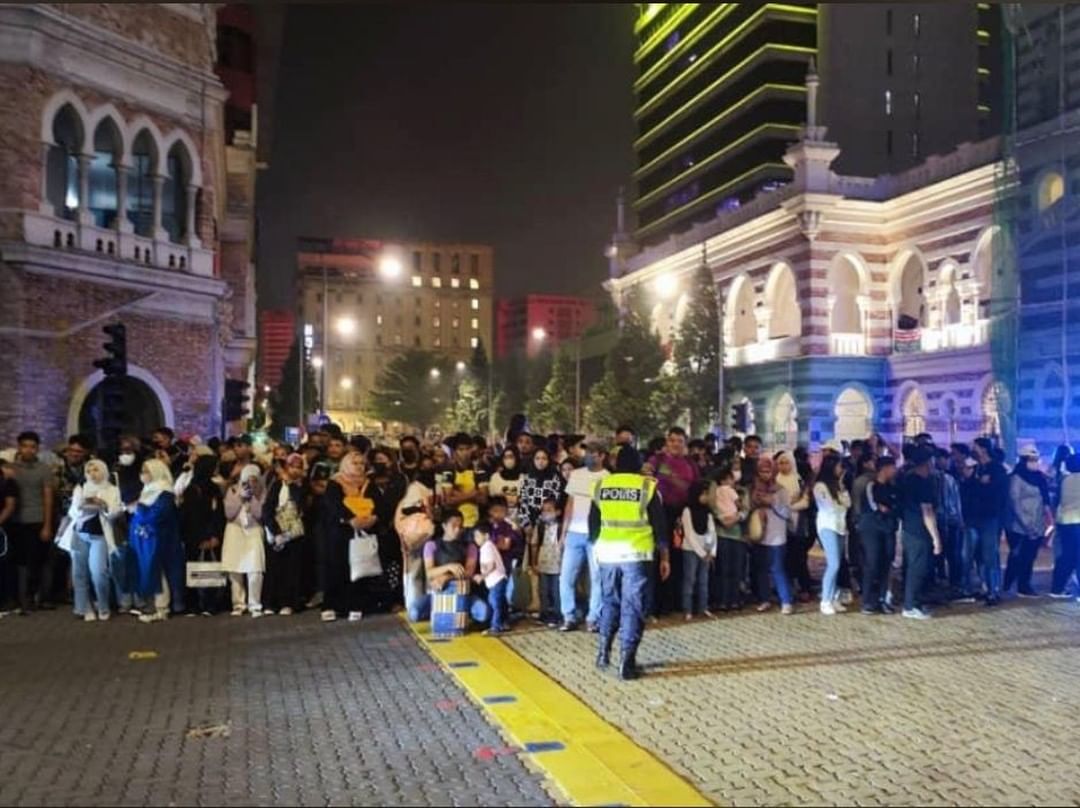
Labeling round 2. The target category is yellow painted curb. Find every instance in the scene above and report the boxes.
[405,619,712,807]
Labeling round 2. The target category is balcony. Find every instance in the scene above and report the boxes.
[725,334,800,367]
[829,332,865,356]
[21,210,214,277]
[911,320,990,353]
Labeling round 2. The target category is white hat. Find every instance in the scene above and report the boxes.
[964,456,979,469]
[1019,443,1040,460]
[822,439,844,453]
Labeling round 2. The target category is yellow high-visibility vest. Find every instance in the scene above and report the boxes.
[592,472,657,564]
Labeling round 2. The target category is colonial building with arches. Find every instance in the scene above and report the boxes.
[609,65,1034,453]
[0,4,258,444]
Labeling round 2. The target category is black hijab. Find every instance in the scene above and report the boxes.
[1014,458,1050,504]
[498,446,522,481]
[687,479,711,535]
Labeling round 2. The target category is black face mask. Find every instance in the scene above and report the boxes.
[373,462,390,476]
[401,448,418,465]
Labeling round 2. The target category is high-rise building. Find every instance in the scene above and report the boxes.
[295,238,494,427]
[258,309,295,390]
[632,3,1000,247]
[495,295,597,359]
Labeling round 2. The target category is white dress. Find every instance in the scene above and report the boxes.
[221,487,266,574]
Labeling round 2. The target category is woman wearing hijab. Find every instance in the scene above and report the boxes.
[128,458,185,623]
[519,447,564,530]
[262,453,308,615]
[749,456,795,614]
[180,452,226,616]
[680,479,717,619]
[58,459,123,621]
[776,451,813,600]
[367,447,407,613]
[1004,445,1054,597]
[489,447,525,529]
[222,464,268,617]
[320,451,378,622]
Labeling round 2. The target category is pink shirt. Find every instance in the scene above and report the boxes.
[648,452,698,509]
[479,541,507,588]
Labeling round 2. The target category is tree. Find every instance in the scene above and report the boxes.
[368,349,454,432]
[446,373,488,435]
[268,337,318,438]
[584,290,667,439]
[672,260,722,434]
[529,348,575,433]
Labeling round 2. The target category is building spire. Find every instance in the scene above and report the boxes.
[806,57,819,131]
[616,186,626,233]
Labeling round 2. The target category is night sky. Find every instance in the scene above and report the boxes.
[256,3,636,309]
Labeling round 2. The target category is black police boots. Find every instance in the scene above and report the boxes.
[596,634,614,670]
[619,649,642,681]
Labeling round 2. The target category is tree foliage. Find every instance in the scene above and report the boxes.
[529,348,576,434]
[672,261,722,434]
[368,349,454,431]
[268,337,318,438]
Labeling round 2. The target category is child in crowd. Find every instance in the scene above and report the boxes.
[681,480,717,620]
[711,464,748,611]
[529,497,563,626]
[473,521,508,635]
[487,496,525,618]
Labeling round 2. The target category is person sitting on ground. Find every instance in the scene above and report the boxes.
[407,509,490,626]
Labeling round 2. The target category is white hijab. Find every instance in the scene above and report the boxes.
[81,459,114,499]
[138,459,174,506]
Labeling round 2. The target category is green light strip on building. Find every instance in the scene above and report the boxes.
[635,121,803,208]
[635,3,668,36]
[635,80,808,179]
[635,162,792,240]
[635,41,815,143]
[636,3,735,74]
[635,3,817,109]
[635,4,700,62]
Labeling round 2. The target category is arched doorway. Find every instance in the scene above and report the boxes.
[76,376,165,444]
[772,392,798,448]
[902,387,927,439]
[834,387,872,443]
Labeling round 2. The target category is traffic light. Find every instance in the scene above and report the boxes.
[731,401,750,434]
[223,378,251,423]
[92,323,127,377]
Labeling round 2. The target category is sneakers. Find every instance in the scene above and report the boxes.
[250,607,263,619]
[138,609,168,623]
[860,605,882,615]
[347,611,363,622]
[702,610,715,619]
[1017,590,1041,599]
[781,604,794,616]
[99,612,111,622]
[953,593,978,604]
[902,608,932,620]
[306,592,324,609]
[320,610,337,622]
[684,613,694,622]
[558,619,579,633]
[832,600,848,613]
[230,606,245,617]
[1048,591,1071,600]
[985,595,1001,608]
[756,602,773,613]
[585,621,599,633]
[278,607,294,616]
[820,601,837,616]
[838,589,854,605]
[483,626,508,636]
[83,611,97,623]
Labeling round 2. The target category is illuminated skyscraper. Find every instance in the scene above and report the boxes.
[632,3,999,246]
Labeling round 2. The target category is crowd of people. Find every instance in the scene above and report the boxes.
[1,418,1078,632]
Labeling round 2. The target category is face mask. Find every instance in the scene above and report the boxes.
[119,453,136,467]
[401,448,418,464]
[540,513,557,524]
[583,452,594,467]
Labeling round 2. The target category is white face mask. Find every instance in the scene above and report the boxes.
[540,513,558,524]
[119,453,136,466]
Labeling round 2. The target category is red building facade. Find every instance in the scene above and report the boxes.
[495,295,596,359]
[258,309,295,390]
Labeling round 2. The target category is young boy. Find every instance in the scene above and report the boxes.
[486,496,525,618]
[529,498,562,626]
[473,521,508,634]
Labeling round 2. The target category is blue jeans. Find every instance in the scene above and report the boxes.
[560,531,601,624]
[965,519,1001,597]
[110,544,135,611]
[538,573,560,619]
[488,578,509,630]
[72,532,111,616]
[766,545,793,606]
[819,529,844,603]
[598,561,649,655]
[1052,523,1080,594]
[903,532,932,611]
[681,549,711,614]
[407,580,491,625]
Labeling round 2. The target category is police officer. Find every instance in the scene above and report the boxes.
[589,446,669,680]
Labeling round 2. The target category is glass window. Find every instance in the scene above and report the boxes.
[434,299,441,309]
[433,317,441,328]
[434,335,442,348]
[432,277,442,288]
[886,8,892,34]
[414,336,421,347]
[886,129,893,155]
[912,53,920,76]
[911,131,920,158]
[470,254,480,275]
[913,12,920,37]
[470,298,479,310]
[376,334,382,347]
[433,253,442,272]
[470,337,479,349]
[376,314,383,326]
[412,275,422,287]
[451,278,460,289]
[395,314,403,326]
[414,315,421,327]
[452,317,460,329]
[471,317,479,330]
[886,49,892,76]
[394,333,402,345]
[469,278,480,290]
[913,91,921,119]
[412,251,422,270]
[451,253,460,273]
[884,90,892,115]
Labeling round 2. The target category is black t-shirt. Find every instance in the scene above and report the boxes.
[899,471,935,539]
[0,477,18,524]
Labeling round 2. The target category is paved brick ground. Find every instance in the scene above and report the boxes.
[0,611,555,807]
[506,596,1080,807]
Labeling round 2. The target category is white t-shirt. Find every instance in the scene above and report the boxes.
[479,540,507,588]
[565,467,609,535]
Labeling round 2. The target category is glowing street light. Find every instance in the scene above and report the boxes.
[379,255,403,281]
[531,326,547,342]
[455,360,467,372]
[653,273,678,299]
[311,355,323,369]
[336,316,357,337]
[429,367,441,379]
[340,377,353,390]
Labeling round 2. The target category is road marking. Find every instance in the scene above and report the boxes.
[405,619,712,807]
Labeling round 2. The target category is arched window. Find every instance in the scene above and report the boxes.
[982,381,1002,438]
[727,276,756,348]
[45,104,83,220]
[78,375,165,441]
[772,392,798,448]
[766,263,800,339]
[829,255,863,334]
[971,226,1003,308]
[89,118,122,229]
[128,130,157,236]
[941,396,958,445]
[1037,170,1064,212]
[895,252,926,330]
[162,142,192,243]
[834,387,872,443]
[902,387,927,438]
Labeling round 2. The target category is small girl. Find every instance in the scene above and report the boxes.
[473,521,508,635]
[681,480,717,620]
[529,498,563,626]
[710,465,749,611]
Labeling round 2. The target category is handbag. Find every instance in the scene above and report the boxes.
[349,530,383,581]
[746,508,766,543]
[275,497,305,539]
[394,504,434,552]
[186,549,227,588]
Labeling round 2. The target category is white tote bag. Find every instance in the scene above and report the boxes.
[349,530,383,581]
